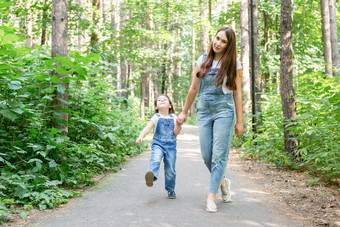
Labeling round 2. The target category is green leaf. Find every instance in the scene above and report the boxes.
[49,127,58,135]
[27,158,43,164]
[51,75,60,83]
[8,81,21,90]
[57,86,66,94]
[20,212,27,220]
[0,109,18,121]
[59,57,73,68]
[11,108,24,115]
[2,34,19,44]
[48,160,57,168]
[56,65,67,75]
[74,65,87,77]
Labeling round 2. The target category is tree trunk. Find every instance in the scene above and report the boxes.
[329,0,339,76]
[52,0,68,137]
[320,0,332,77]
[190,15,196,120]
[208,0,212,42]
[26,2,33,48]
[41,0,48,45]
[249,0,261,131]
[262,8,270,92]
[77,0,82,51]
[90,0,100,51]
[119,3,129,101]
[280,0,298,156]
[110,0,119,89]
[199,0,208,54]
[240,0,250,127]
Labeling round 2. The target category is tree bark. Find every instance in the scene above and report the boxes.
[320,0,332,77]
[190,14,196,120]
[262,8,270,92]
[280,0,298,155]
[41,0,48,45]
[199,0,208,54]
[240,0,250,125]
[249,0,261,131]
[77,0,82,51]
[26,2,33,48]
[328,0,339,76]
[52,0,68,137]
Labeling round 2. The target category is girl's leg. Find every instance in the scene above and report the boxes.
[148,145,164,181]
[209,111,235,194]
[163,148,177,192]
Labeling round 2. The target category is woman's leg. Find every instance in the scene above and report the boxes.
[197,117,213,171]
[209,111,235,194]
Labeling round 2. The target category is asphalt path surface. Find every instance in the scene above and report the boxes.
[30,124,300,227]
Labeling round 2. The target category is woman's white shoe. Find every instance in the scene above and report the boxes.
[206,199,217,212]
[221,178,231,202]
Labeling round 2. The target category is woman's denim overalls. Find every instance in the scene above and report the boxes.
[148,113,177,192]
[197,55,236,194]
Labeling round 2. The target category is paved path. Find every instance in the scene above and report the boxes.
[30,124,300,227]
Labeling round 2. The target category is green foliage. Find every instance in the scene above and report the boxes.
[241,73,340,182]
[0,27,146,222]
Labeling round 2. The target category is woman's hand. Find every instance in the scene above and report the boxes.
[234,122,243,137]
[177,112,187,125]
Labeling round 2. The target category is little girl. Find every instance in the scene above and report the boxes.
[136,94,181,199]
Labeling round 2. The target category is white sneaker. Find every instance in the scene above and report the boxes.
[221,178,231,202]
[206,199,217,213]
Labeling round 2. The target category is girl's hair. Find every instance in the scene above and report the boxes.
[197,26,237,91]
[154,94,175,114]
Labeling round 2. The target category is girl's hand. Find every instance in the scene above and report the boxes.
[177,112,187,125]
[136,137,143,144]
[234,122,243,137]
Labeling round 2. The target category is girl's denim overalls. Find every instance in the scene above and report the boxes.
[197,55,236,194]
[148,113,177,192]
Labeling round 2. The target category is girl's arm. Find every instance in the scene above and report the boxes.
[233,69,243,137]
[136,120,155,144]
[177,65,200,124]
[174,121,182,136]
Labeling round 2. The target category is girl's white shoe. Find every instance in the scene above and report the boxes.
[206,199,217,212]
[221,178,231,202]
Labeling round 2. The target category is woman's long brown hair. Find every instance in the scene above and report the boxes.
[197,26,237,91]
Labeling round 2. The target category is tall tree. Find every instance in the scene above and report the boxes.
[199,0,208,54]
[280,0,298,155]
[328,0,339,76]
[41,0,49,45]
[249,0,261,131]
[51,0,68,136]
[240,0,250,125]
[320,0,332,77]
[190,14,196,120]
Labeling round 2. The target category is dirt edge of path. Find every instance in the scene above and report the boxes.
[228,148,340,227]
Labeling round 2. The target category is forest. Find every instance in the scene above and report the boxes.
[0,0,339,221]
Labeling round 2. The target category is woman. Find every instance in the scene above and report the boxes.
[177,26,243,212]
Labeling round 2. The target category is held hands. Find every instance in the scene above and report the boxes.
[234,122,243,137]
[176,112,187,125]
